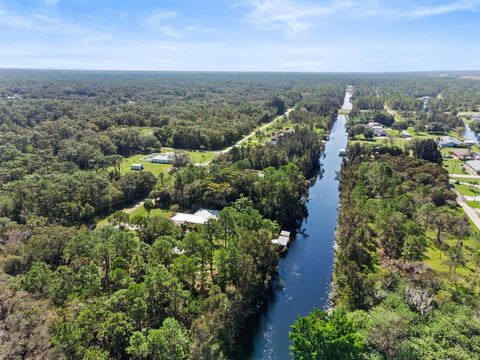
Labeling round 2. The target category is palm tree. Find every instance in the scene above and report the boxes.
[144,198,154,217]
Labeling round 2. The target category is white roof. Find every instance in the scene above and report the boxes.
[171,209,219,225]
[466,160,480,171]
[172,213,207,224]
[280,230,291,236]
[277,235,290,246]
[194,209,219,220]
[151,153,174,161]
[131,163,143,167]
[440,137,461,144]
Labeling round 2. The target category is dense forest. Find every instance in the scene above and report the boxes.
[0,70,345,359]
[0,70,344,226]
[290,143,480,359]
[1,70,479,359]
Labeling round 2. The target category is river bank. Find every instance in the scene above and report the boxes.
[242,90,351,359]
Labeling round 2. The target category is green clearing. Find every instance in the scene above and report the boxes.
[424,215,479,276]
[119,154,172,176]
[119,150,217,176]
[129,206,172,219]
[424,237,477,276]
[184,150,217,164]
[97,206,172,227]
[443,158,468,174]
[453,183,480,196]
[351,136,408,148]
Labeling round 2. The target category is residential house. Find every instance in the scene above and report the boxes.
[171,209,219,226]
[151,152,175,164]
[465,160,480,175]
[450,149,472,160]
[438,136,461,148]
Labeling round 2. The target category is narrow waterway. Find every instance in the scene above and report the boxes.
[244,91,350,359]
[464,123,479,144]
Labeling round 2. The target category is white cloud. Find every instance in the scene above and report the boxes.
[241,0,480,36]
[144,10,207,38]
[406,0,480,18]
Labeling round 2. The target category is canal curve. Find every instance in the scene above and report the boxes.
[245,92,350,359]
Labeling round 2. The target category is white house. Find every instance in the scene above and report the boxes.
[172,209,219,225]
[151,152,175,164]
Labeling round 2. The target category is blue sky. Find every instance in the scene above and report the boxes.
[0,0,479,71]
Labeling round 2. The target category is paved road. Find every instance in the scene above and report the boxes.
[450,173,480,179]
[218,107,294,155]
[454,189,480,229]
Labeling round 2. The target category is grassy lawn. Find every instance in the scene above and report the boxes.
[351,136,408,148]
[184,150,217,164]
[467,200,480,209]
[118,150,216,176]
[120,154,172,176]
[452,177,480,183]
[424,224,479,276]
[453,183,480,196]
[97,207,172,227]
[129,206,172,219]
[443,158,468,174]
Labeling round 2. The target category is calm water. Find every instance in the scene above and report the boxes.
[464,123,479,144]
[244,93,350,359]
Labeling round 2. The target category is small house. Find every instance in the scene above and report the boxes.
[131,163,144,171]
[465,160,480,175]
[439,137,461,148]
[450,149,472,160]
[151,152,175,164]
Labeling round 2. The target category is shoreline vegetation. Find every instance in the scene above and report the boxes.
[290,77,480,359]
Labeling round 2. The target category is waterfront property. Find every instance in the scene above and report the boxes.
[271,230,292,247]
[171,209,219,225]
[366,122,387,137]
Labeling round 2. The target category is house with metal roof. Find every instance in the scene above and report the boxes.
[171,209,219,225]
[439,136,461,148]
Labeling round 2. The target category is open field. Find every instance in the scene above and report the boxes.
[97,206,172,227]
[118,149,217,175]
[129,206,172,219]
[119,154,172,176]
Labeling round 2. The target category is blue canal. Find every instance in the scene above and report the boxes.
[245,102,349,359]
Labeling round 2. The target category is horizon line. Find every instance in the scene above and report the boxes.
[1,67,480,75]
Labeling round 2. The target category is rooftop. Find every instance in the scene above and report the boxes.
[171,209,219,225]
[466,160,480,171]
